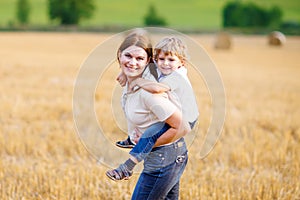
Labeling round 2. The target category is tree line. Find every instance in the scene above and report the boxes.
[16,0,166,26]
[16,0,291,30]
[222,1,282,28]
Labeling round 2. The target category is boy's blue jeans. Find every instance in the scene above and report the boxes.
[130,122,170,162]
[129,119,197,162]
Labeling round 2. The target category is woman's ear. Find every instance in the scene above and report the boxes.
[147,57,151,64]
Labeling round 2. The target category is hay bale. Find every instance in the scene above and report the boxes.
[214,32,232,50]
[268,31,286,46]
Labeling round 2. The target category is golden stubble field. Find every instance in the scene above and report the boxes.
[0,32,299,200]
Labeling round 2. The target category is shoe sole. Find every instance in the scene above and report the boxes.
[106,171,131,181]
[115,143,135,149]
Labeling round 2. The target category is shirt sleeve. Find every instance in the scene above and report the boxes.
[142,90,177,121]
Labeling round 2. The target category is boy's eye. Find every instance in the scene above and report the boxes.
[158,57,165,61]
[168,58,175,62]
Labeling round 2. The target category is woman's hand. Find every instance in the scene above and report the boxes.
[128,78,139,91]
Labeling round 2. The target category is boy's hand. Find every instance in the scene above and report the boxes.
[133,128,142,143]
[129,78,141,91]
[116,72,127,87]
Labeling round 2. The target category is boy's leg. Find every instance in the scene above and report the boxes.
[106,122,170,181]
[106,160,134,181]
[129,122,170,162]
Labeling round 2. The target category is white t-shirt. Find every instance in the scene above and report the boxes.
[122,83,177,142]
[157,67,199,123]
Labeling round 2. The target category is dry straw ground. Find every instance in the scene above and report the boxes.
[0,32,299,199]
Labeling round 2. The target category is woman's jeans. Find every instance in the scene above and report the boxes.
[131,138,188,200]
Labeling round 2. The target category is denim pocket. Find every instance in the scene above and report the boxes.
[176,152,188,164]
[144,150,166,172]
[144,140,188,173]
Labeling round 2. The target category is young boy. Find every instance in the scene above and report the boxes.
[106,36,199,181]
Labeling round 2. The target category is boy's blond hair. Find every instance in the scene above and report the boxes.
[154,36,189,66]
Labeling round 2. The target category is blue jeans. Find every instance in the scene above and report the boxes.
[130,119,197,162]
[130,122,170,162]
[131,138,188,200]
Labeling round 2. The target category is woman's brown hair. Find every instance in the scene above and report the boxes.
[117,29,153,62]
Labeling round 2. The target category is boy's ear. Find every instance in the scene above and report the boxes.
[181,58,186,67]
[179,61,184,67]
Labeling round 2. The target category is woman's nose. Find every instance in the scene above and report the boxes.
[129,58,137,65]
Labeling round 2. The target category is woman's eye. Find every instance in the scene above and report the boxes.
[124,53,132,58]
[137,57,145,61]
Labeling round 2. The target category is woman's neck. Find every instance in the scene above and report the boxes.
[127,76,141,92]
[127,77,134,85]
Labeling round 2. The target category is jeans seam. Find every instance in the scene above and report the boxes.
[146,169,164,199]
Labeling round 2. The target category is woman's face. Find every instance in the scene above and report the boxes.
[119,45,149,80]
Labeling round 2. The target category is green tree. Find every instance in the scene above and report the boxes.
[144,4,167,26]
[268,6,283,28]
[48,0,95,25]
[223,1,283,28]
[241,3,268,27]
[16,0,30,25]
[223,2,245,27]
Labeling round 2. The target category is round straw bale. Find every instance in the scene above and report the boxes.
[214,31,232,50]
[268,31,286,46]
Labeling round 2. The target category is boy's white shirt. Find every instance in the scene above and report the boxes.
[125,65,199,142]
[155,66,199,123]
[156,67,191,86]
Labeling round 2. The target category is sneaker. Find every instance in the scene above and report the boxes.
[116,136,135,148]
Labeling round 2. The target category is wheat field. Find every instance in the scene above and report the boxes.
[0,32,299,200]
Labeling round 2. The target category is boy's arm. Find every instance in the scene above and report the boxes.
[116,71,127,87]
[131,77,170,93]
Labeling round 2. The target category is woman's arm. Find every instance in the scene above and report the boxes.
[154,109,191,147]
[143,91,190,147]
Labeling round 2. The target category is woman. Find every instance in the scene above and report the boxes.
[110,30,190,200]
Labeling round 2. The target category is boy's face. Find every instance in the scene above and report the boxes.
[156,52,183,75]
